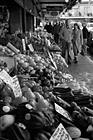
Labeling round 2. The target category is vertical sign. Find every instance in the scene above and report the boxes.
[12,75,22,98]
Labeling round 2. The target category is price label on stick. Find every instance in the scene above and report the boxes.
[55,103,72,121]
[12,75,22,98]
[50,123,72,140]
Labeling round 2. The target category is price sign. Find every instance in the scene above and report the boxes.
[47,51,57,70]
[55,103,72,121]
[50,123,72,140]
[28,44,34,52]
[25,36,28,44]
[12,75,22,98]
[22,39,26,52]
[29,32,32,38]
[0,69,13,88]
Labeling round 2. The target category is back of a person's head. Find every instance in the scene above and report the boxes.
[82,23,86,27]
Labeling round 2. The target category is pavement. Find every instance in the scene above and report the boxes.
[68,54,93,94]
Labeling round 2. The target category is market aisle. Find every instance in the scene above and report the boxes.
[68,54,93,94]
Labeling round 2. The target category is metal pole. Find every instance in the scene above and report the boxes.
[23,0,27,33]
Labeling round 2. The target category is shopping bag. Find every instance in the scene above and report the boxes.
[69,48,74,60]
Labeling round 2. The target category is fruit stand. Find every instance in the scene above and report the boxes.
[0,28,93,140]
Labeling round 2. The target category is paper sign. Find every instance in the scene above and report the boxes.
[0,69,13,88]
[28,44,34,52]
[50,123,72,140]
[12,75,22,98]
[22,39,26,51]
[0,70,22,98]
[55,103,72,121]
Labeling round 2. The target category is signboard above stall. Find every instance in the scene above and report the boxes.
[46,6,64,11]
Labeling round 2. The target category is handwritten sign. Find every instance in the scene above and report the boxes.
[28,44,34,52]
[55,103,72,121]
[12,75,22,98]
[50,123,72,140]
[0,70,22,98]
[0,69,13,88]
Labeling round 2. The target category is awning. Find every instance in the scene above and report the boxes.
[14,0,24,7]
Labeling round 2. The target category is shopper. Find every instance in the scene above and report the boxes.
[53,22,60,44]
[59,20,72,64]
[82,23,89,55]
[44,22,52,34]
[72,23,83,63]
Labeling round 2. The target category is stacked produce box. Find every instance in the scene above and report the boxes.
[0,29,93,140]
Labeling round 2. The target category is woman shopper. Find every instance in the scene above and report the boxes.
[72,23,83,63]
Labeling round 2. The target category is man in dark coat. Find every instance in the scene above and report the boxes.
[82,23,89,55]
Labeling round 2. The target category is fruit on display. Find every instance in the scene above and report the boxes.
[0,114,15,131]
[0,30,93,140]
[75,138,90,140]
[34,133,48,140]
[66,126,81,139]
[12,96,27,107]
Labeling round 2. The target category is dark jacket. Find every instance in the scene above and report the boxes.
[82,27,89,39]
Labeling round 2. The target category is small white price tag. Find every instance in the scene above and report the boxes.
[29,32,32,38]
[55,103,72,121]
[12,75,22,98]
[22,39,26,51]
[28,44,34,52]
[0,69,13,88]
[50,123,72,140]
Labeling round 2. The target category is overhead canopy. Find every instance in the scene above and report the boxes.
[38,0,68,17]
[35,0,81,18]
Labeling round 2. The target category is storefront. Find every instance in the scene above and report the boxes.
[0,0,40,33]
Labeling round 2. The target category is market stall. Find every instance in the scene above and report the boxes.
[0,25,93,140]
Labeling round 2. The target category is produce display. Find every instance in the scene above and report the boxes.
[0,29,93,140]
[30,29,61,52]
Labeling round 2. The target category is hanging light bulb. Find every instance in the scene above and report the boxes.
[65,0,69,3]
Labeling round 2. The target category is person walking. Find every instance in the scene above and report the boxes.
[72,23,83,63]
[44,22,52,34]
[53,22,60,44]
[82,23,89,55]
[59,20,72,64]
